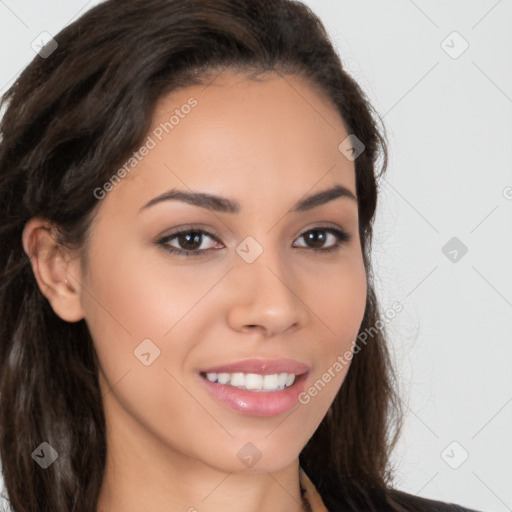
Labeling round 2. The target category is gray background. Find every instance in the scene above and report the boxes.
[1,1,511,511]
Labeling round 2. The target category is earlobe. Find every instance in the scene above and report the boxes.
[22,217,85,323]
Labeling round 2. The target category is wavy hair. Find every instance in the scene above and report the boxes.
[0,1,414,510]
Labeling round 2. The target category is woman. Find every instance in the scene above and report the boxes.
[0,1,478,510]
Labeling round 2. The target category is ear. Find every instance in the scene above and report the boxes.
[22,217,85,322]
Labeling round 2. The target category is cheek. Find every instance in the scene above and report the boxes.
[82,245,213,440]
[303,253,367,406]
[313,252,367,348]
[81,239,228,397]
[82,238,218,341]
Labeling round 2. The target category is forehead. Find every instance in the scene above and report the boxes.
[97,70,356,219]
[153,69,350,159]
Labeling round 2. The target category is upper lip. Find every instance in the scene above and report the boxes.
[199,358,310,376]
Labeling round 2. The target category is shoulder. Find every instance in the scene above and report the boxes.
[317,479,480,512]
[298,468,480,512]
[382,487,481,512]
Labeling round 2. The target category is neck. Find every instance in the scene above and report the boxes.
[97,436,306,512]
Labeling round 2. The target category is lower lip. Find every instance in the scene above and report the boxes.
[199,373,309,417]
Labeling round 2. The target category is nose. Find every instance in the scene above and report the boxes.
[226,247,309,338]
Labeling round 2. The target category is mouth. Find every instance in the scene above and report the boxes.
[197,359,310,417]
[199,371,299,392]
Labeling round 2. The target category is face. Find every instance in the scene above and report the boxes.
[74,70,367,475]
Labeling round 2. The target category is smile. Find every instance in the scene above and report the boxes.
[200,371,296,391]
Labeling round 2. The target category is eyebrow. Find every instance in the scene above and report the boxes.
[139,184,356,214]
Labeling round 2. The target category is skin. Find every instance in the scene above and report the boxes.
[22,70,367,512]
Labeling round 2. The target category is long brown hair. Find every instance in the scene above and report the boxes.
[0,1,411,510]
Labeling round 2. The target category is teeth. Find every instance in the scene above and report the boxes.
[217,372,230,384]
[277,373,288,388]
[230,372,245,387]
[262,374,278,389]
[204,371,296,391]
[245,373,263,390]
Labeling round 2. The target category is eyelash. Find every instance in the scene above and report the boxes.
[155,226,351,257]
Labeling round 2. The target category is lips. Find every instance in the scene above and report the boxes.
[198,358,310,376]
[198,370,309,417]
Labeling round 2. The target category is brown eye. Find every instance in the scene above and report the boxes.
[293,228,350,253]
[174,231,206,251]
[156,226,350,257]
[157,229,222,256]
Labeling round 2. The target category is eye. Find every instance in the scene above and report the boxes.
[156,229,222,257]
[293,227,350,253]
[155,226,351,257]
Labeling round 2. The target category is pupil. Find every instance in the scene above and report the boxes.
[176,230,327,251]
[306,230,325,248]
[179,232,202,250]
